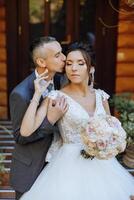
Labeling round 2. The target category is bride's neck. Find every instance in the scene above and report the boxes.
[68,83,89,97]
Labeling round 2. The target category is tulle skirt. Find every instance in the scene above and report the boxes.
[20,143,134,200]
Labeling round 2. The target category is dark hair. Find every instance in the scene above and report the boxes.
[29,36,56,67]
[66,42,95,76]
[66,42,95,71]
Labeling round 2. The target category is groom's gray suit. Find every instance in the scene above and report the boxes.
[9,72,60,194]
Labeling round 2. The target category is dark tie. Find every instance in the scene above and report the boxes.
[47,83,54,92]
[42,83,54,99]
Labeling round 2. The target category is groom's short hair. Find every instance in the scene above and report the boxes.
[30,36,57,67]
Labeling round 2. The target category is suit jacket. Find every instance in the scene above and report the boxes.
[9,72,60,193]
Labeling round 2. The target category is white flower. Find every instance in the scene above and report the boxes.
[81,114,127,159]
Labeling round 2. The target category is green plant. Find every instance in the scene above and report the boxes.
[0,153,5,185]
[110,93,134,146]
[0,154,5,173]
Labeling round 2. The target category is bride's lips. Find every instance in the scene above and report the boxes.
[71,74,80,77]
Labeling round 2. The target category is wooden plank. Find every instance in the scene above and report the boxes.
[117,34,134,48]
[0,7,5,19]
[0,20,5,32]
[118,21,134,34]
[116,77,134,93]
[119,13,134,20]
[0,91,7,105]
[116,63,134,77]
[0,62,6,75]
[0,48,6,61]
[116,3,134,94]
[117,48,134,62]
[0,76,7,90]
[0,33,6,47]
[0,106,7,119]
[0,0,5,6]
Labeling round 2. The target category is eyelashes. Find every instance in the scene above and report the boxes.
[66,62,85,66]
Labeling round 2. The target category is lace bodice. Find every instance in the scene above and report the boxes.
[46,89,110,161]
[58,89,109,144]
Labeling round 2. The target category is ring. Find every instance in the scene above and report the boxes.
[52,102,56,107]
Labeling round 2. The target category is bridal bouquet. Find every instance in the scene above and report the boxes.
[80,114,127,159]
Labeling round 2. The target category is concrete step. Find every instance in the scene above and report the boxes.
[0,199,15,200]
[0,121,15,199]
[0,197,15,199]
[0,186,15,199]
[0,124,12,129]
[0,160,11,169]
[0,141,15,147]
[0,135,14,140]
[0,125,12,130]
[0,130,13,135]
[0,120,12,125]
[0,147,14,153]
[0,125,13,131]
[0,153,12,160]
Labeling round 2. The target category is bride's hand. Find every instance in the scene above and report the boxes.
[34,70,52,95]
[47,95,69,125]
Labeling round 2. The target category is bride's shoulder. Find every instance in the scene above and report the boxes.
[96,89,110,101]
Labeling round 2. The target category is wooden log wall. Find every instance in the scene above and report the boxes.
[116,5,134,93]
[0,0,7,119]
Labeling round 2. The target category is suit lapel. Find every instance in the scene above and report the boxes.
[54,73,61,90]
[27,72,36,100]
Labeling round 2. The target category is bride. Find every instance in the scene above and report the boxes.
[20,42,134,200]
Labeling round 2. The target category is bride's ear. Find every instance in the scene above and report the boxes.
[89,66,95,92]
[89,66,95,74]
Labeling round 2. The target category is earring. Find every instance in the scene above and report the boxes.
[89,66,95,93]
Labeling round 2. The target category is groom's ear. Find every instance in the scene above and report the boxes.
[36,57,46,68]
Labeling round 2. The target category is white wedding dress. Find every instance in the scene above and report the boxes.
[21,89,134,200]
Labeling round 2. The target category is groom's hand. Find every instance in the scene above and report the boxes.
[34,70,52,96]
[47,95,68,125]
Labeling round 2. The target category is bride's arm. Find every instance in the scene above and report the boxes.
[20,73,51,137]
[20,94,69,137]
[20,93,68,137]
[20,94,49,137]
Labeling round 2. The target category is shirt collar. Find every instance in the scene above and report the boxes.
[35,69,39,78]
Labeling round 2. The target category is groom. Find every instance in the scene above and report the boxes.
[9,36,67,200]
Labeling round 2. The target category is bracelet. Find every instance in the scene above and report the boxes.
[30,98,39,105]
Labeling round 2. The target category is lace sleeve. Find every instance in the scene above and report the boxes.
[98,89,110,101]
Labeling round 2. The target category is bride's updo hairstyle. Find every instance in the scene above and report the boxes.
[66,42,95,77]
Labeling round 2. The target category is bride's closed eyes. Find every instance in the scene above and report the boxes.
[66,60,86,66]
